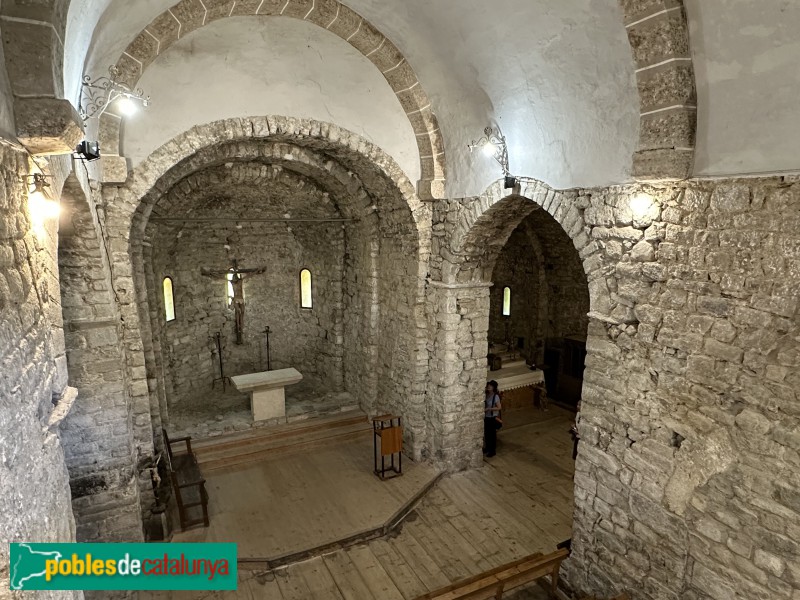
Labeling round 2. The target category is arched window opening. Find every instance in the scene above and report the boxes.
[226,271,235,307]
[163,277,176,322]
[300,269,313,309]
[502,286,511,316]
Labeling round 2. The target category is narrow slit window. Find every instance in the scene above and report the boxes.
[300,269,312,309]
[502,286,511,316]
[163,277,176,322]
[226,271,234,307]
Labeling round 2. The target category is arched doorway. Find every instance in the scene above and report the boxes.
[423,179,597,566]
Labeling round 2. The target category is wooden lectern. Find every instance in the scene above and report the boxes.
[372,415,403,479]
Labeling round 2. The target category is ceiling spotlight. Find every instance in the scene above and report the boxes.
[469,126,510,176]
[75,140,101,162]
[80,65,150,121]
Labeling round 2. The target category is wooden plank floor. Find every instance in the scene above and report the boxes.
[141,407,575,600]
[168,434,440,558]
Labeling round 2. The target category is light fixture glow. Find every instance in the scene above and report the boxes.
[28,173,60,239]
[468,126,510,177]
[116,96,138,116]
[630,192,656,218]
[80,65,150,121]
[30,193,61,220]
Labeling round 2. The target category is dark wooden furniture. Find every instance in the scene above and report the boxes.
[163,429,209,531]
[544,336,586,409]
[414,548,570,599]
[372,415,402,479]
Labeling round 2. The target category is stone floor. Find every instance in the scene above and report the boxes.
[142,406,576,599]
[168,384,358,439]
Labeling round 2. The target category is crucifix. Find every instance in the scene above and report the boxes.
[201,260,266,344]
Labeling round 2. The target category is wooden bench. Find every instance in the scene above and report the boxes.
[163,429,209,531]
[415,548,569,600]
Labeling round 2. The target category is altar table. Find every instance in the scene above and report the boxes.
[230,368,303,422]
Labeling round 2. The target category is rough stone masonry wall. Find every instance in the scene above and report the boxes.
[374,200,431,459]
[527,210,590,344]
[148,217,346,409]
[0,142,80,599]
[430,177,800,599]
[341,216,380,413]
[57,180,144,543]
[567,178,800,600]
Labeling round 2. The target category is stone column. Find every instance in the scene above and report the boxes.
[425,280,491,471]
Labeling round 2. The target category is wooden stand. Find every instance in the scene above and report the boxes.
[373,415,403,480]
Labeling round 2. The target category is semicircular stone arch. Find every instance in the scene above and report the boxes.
[103,115,434,470]
[108,0,446,199]
[443,176,657,326]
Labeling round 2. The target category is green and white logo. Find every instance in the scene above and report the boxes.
[9,543,237,591]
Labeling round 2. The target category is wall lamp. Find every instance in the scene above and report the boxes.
[80,65,150,121]
[469,126,519,189]
[468,126,510,176]
[27,173,60,222]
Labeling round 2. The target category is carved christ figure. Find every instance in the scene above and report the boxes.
[230,271,245,344]
[201,260,266,344]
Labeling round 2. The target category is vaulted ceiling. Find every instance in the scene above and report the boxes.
[59,0,800,196]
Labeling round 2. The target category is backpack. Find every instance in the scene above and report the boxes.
[492,393,503,429]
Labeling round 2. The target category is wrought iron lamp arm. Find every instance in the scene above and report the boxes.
[468,126,511,176]
[80,66,150,121]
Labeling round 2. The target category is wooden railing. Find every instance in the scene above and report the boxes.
[415,547,569,600]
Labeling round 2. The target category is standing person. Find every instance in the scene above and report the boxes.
[484,380,502,457]
[570,400,582,460]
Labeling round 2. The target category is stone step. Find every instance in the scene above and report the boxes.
[190,409,368,451]
[191,411,372,471]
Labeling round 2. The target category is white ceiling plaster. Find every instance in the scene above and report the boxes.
[686,0,800,177]
[120,17,421,184]
[338,0,639,196]
[67,0,640,196]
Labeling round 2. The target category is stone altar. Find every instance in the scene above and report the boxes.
[230,368,303,422]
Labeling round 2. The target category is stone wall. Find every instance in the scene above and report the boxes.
[145,167,347,411]
[111,118,432,477]
[431,177,800,599]
[0,142,81,599]
[151,219,345,406]
[569,178,800,600]
[57,178,144,542]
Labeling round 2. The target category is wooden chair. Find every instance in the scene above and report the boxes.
[163,429,209,530]
[415,547,569,599]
